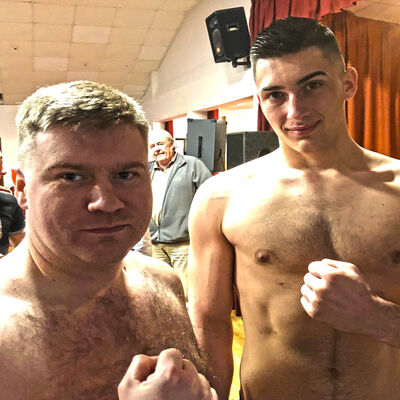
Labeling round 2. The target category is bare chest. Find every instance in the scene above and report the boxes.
[224,178,400,295]
[0,287,194,400]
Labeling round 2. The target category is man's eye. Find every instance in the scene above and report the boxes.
[117,171,137,180]
[60,173,82,181]
[265,91,283,101]
[306,81,322,90]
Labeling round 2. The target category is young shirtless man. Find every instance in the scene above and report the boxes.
[188,17,400,400]
[0,81,216,400]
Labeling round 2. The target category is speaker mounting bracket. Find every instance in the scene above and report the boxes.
[231,56,251,68]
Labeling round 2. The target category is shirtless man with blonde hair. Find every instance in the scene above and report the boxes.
[189,17,400,400]
[0,80,216,400]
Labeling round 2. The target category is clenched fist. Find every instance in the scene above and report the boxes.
[118,348,218,400]
[300,258,383,336]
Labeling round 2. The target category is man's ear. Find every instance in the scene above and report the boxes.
[343,67,358,100]
[15,170,28,210]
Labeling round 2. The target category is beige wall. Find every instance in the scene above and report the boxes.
[143,0,255,122]
[0,105,19,187]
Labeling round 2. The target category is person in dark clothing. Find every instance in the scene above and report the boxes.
[0,191,25,255]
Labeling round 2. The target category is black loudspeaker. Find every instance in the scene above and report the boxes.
[206,7,251,67]
[186,119,227,173]
[227,131,279,169]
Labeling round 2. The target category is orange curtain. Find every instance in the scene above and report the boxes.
[323,11,400,158]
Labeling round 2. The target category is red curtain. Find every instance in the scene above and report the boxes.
[164,120,174,136]
[207,109,219,120]
[323,11,400,158]
[250,0,358,131]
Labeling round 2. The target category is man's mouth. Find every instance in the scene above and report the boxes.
[83,225,128,234]
[285,121,320,136]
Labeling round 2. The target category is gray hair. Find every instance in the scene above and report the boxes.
[149,128,174,144]
[16,80,149,165]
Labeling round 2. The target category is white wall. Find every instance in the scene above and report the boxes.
[223,108,258,133]
[0,105,19,187]
[142,0,256,122]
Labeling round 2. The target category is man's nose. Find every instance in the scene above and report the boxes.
[286,94,309,120]
[88,182,124,213]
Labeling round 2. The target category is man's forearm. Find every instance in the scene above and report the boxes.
[207,348,233,400]
[197,326,234,400]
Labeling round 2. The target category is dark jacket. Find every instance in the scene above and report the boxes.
[0,192,25,255]
[149,153,211,243]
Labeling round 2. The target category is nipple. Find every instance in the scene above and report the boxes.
[391,250,400,264]
[255,249,271,264]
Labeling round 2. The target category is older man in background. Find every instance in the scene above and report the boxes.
[148,129,211,300]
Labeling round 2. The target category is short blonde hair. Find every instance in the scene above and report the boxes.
[16,80,149,165]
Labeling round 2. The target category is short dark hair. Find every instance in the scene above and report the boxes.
[250,17,344,78]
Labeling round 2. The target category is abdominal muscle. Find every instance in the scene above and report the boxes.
[238,289,400,400]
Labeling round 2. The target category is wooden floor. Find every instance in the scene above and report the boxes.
[229,312,245,400]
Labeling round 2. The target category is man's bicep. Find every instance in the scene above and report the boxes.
[188,187,235,400]
[188,186,234,320]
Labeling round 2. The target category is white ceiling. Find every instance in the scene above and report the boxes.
[0,0,200,104]
[0,0,399,105]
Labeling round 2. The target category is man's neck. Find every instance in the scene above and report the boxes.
[156,162,169,171]
[281,134,369,173]
[13,242,126,310]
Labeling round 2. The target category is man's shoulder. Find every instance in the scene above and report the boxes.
[181,154,197,161]
[0,191,18,205]
[0,254,36,346]
[0,291,33,359]
[124,251,172,274]
[381,154,400,169]
[180,154,202,166]
[123,251,184,292]
[384,157,400,177]
[0,292,31,321]
[366,149,400,176]
[180,154,208,166]
[123,251,186,304]
[0,248,25,279]
[197,152,277,192]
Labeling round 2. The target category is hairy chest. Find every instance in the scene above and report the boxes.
[0,287,194,400]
